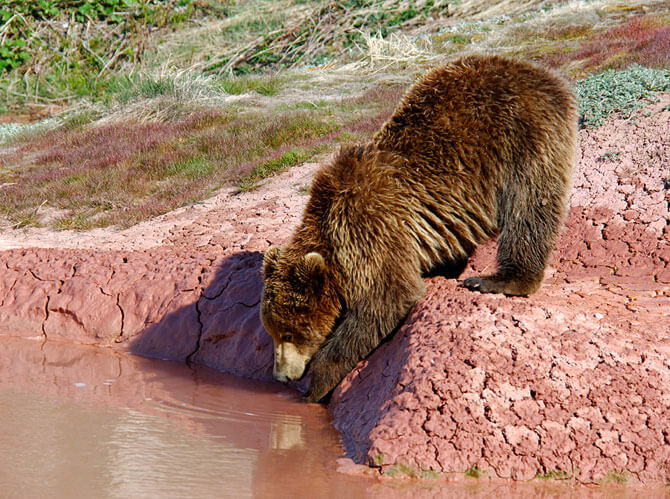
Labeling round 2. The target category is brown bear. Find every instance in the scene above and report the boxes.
[261,54,577,402]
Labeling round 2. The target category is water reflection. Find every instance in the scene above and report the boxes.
[1,391,257,497]
[0,337,346,498]
[0,338,658,498]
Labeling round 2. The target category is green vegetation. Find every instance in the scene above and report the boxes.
[600,470,628,484]
[382,463,440,479]
[448,34,471,45]
[575,64,670,127]
[238,147,317,192]
[464,465,485,478]
[371,453,385,467]
[0,87,399,228]
[536,469,571,480]
[217,75,283,96]
[0,0,196,110]
[204,0,448,75]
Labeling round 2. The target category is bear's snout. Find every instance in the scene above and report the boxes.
[273,342,311,382]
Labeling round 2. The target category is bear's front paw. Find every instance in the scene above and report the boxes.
[303,384,331,404]
[303,358,341,403]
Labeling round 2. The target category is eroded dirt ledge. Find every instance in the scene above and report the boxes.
[1,96,669,485]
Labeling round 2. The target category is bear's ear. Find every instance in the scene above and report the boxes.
[304,252,325,271]
[303,252,326,291]
[263,247,281,278]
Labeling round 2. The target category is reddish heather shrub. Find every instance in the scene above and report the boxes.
[604,16,661,40]
[546,15,670,73]
[345,111,392,136]
[544,24,593,41]
[33,121,184,171]
[636,26,670,68]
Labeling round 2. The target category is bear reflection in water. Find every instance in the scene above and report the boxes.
[261,54,578,402]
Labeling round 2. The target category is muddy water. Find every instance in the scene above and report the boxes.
[0,338,653,499]
[0,337,374,498]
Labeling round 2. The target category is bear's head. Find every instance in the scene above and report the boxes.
[260,247,341,382]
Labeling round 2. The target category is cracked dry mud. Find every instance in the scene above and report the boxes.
[1,95,669,485]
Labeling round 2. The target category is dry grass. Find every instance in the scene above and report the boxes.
[345,32,441,74]
[98,65,244,123]
[175,0,449,75]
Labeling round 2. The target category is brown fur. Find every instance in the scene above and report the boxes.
[261,55,578,402]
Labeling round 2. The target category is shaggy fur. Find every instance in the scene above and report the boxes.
[261,54,578,402]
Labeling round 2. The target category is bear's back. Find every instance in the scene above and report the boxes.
[373,54,577,188]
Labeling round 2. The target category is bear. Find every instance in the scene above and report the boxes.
[261,54,578,402]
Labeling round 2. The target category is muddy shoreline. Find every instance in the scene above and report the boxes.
[1,96,669,485]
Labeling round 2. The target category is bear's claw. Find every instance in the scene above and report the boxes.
[462,276,504,294]
[462,275,540,296]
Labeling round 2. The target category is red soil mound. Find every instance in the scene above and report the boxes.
[331,96,670,483]
[1,95,668,484]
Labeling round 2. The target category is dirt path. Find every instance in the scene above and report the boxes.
[0,95,669,485]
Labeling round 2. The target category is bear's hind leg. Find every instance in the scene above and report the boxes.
[463,181,566,296]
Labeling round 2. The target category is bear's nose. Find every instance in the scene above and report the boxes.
[273,342,309,382]
[273,369,289,383]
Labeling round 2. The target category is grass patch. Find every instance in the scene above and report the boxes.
[165,156,213,180]
[600,470,628,484]
[218,74,283,96]
[448,34,471,45]
[575,64,670,127]
[382,463,439,479]
[53,214,95,231]
[0,84,397,229]
[262,115,338,148]
[464,465,485,478]
[238,146,317,192]
[538,14,670,76]
[333,130,359,143]
[571,16,670,72]
[0,0,199,110]
[99,69,239,121]
[536,469,571,480]
[62,109,101,130]
[139,77,177,99]
[203,0,447,75]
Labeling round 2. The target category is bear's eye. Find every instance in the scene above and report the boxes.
[281,334,293,342]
